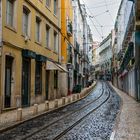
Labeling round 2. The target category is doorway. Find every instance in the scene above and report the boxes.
[46,71,49,100]
[4,56,13,108]
[22,58,30,107]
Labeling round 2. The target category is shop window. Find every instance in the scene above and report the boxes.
[35,61,42,95]
[54,70,58,89]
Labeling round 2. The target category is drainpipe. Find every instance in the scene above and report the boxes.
[0,0,2,113]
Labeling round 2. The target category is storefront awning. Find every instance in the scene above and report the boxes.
[22,49,36,59]
[55,63,68,73]
[46,61,68,73]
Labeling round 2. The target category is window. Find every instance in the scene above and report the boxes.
[35,61,42,95]
[54,70,58,89]
[54,0,58,15]
[6,0,15,27]
[46,0,51,7]
[54,31,58,52]
[36,17,41,43]
[22,6,30,36]
[67,44,72,63]
[46,25,50,48]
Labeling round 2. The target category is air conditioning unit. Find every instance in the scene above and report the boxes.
[24,35,29,42]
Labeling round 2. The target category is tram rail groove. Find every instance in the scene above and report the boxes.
[21,82,110,140]
[0,83,97,134]
[53,83,111,140]
[21,83,104,140]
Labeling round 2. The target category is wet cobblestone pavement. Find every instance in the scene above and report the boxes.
[0,82,121,140]
[60,85,121,140]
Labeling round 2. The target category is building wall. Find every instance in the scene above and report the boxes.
[113,0,138,99]
[98,33,112,80]
[0,0,2,112]
[61,0,74,96]
[0,0,61,112]
[116,0,133,54]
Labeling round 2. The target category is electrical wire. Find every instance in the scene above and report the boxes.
[104,0,114,24]
[81,0,104,40]
[88,2,120,9]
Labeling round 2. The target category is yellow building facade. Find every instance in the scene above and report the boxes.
[0,0,62,112]
[60,0,74,96]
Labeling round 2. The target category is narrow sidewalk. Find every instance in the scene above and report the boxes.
[0,82,96,131]
[110,83,140,140]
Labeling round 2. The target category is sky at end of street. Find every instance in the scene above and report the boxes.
[80,0,122,42]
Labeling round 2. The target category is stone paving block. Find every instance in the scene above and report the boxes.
[0,82,96,130]
[110,84,140,140]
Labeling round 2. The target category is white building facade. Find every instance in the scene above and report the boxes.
[98,32,113,80]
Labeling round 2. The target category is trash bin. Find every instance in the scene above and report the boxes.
[73,85,82,93]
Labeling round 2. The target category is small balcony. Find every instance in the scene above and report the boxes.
[67,20,73,37]
[75,42,80,54]
[75,62,79,72]
[83,68,86,75]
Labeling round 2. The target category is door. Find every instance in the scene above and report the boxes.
[5,56,13,108]
[46,71,49,100]
[22,58,30,107]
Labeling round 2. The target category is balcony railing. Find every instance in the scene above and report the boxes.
[119,42,134,73]
[83,67,89,75]
[76,42,80,54]
[75,62,79,72]
[67,20,73,37]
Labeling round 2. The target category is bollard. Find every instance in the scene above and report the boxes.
[78,94,80,100]
[45,101,49,111]
[17,108,22,121]
[74,94,77,101]
[72,95,75,101]
[68,96,71,103]
[55,99,58,108]
[33,104,38,115]
[69,96,72,103]
[62,97,66,105]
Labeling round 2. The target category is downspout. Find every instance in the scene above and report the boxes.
[0,0,2,113]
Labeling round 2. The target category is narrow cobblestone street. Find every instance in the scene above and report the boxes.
[0,82,121,140]
[0,0,140,139]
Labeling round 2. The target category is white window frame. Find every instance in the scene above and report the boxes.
[54,0,58,16]
[6,0,16,28]
[22,6,30,37]
[46,0,51,8]
[54,31,58,52]
[46,25,50,48]
[36,16,41,43]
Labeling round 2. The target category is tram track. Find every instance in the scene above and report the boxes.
[53,83,111,140]
[21,82,111,140]
[0,82,116,140]
[20,82,104,140]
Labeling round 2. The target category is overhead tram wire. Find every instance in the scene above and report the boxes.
[88,0,121,7]
[81,0,104,40]
[104,0,114,24]
[88,2,120,9]
[93,10,109,17]
[88,16,103,40]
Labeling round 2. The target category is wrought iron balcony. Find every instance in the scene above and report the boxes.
[67,20,73,37]
[119,42,134,73]
[75,62,79,72]
[75,42,80,54]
